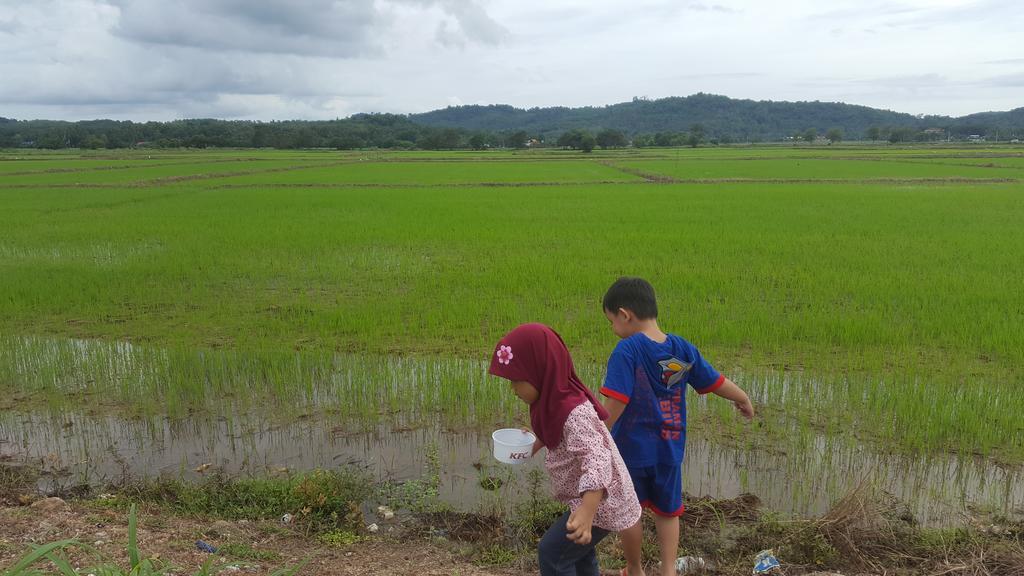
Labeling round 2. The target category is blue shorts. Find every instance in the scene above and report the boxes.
[627,463,684,517]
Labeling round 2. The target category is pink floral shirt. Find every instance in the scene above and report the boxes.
[544,402,642,532]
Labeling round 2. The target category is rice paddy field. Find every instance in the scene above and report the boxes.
[1,144,1022,522]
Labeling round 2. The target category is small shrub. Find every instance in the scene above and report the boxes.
[217,543,281,562]
[0,465,37,505]
[379,443,448,513]
[474,544,517,567]
[318,529,363,547]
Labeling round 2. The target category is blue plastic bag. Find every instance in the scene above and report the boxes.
[195,540,218,554]
[752,549,780,574]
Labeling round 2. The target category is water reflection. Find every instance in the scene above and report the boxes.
[1,411,1019,526]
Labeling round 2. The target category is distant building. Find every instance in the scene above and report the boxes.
[967,134,986,142]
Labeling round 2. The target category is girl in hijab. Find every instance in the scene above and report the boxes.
[490,323,641,576]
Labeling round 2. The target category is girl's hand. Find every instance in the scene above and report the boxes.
[566,490,602,545]
[531,438,544,456]
[565,507,595,545]
[522,427,544,456]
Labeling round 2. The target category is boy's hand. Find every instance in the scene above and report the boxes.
[565,506,596,545]
[712,378,755,420]
[734,397,755,419]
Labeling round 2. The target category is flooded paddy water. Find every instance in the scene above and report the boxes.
[1,335,1022,527]
[2,401,1021,527]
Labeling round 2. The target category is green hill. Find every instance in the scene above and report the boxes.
[410,93,1024,141]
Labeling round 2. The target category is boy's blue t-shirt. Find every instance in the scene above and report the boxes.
[599,333,724,467]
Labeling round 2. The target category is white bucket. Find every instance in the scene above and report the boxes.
[491,428,536,464]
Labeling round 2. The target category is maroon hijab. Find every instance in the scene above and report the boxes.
[488,323,609,448]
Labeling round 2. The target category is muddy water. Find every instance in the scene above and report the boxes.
[1,411,1020,526]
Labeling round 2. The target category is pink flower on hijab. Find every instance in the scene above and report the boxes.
[496,345,514,365]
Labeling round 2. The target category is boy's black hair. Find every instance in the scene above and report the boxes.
[602,277,658,319]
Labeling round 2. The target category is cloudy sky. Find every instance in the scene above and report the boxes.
[1,0,1021,121]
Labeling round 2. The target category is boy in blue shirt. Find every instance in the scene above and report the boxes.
[599,277,754,576]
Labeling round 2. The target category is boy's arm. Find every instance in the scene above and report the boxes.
[602,396,627,430]
[599,343,634,428]
[711,377,755,419]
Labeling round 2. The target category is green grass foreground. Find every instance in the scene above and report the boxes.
[1,146,1023,461]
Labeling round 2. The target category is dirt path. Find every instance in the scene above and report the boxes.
[3,495,1020,575]
[0,503,525,576]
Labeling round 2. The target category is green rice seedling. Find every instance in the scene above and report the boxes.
[616,157,1021,180]
[2,147,1023,465]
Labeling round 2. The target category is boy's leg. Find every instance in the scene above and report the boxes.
[619,519,644,576]
[652,514,679,576]
[648,463,684,576]
[538,511,611,576]
[621,465,651,575]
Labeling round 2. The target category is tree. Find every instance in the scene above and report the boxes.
[557,129,588,149]
[888,127,918,143]
[595,129,627,149]
[866,126,881,141]
[508,130,528,149]
[556,129,597,151]
[653,132,679,147]
[825,128,843,144]
[420,127,463,150]
[579,132,596,153]
[687,124,706,148]
[468,133,487,150]
[632,134,655,148]
[82,135,107,149]
[337,134,367,149]
[802,128,818,143]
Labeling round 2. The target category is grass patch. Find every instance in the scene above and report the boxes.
[472,544,518,567]
[0,465,37,506]
[120,469,372,533]
[216,542,282,562]
[378,443,449,514]
[317,529,363,548]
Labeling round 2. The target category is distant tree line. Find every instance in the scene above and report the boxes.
[2,94,1022,151]
[0,115,538,151]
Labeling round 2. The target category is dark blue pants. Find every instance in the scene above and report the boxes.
[538,511,611,576]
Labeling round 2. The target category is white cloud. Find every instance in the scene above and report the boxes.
[0,0,1020,121]
[108,0,385,57]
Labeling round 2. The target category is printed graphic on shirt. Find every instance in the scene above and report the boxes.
[658,358,692,387]
[659,386,683,441]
